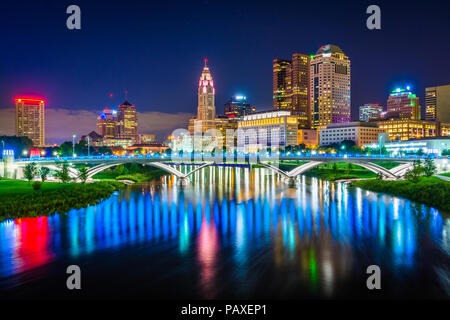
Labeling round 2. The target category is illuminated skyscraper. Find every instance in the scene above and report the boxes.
[273,59,292,111]
[96,108,118,138]
[117,100,138,143]
[309,44,351,128]
[386,87,420,120]
[189,59,216,133]
[273,53,310,127]
[425,84,450,122]
[15,97,45,146]
[197,59,216,128]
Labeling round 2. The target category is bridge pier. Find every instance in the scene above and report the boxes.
[282,176,298,187]
[177,177,190,187]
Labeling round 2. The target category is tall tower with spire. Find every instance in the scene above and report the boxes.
[197,59,216,128]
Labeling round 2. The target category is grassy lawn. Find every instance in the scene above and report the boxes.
[441,172,450,177]
[304,162,376,181]
[0,179,124,221]
[371,161,402,170]
[351,177,450,212]
[92,166,167,182]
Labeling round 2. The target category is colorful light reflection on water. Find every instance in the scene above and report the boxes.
[0,167,449,298]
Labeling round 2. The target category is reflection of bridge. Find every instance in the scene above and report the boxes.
[2,154,448,183]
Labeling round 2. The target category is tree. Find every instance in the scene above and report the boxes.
[0,135,34,158]
[423,158,437,177]
[55,162,72,183]
[59,141,73,156]
[345,163,352,174]
[24,162,37,182]
[405,160,424,183]
[96,146,112,155]
[39,167,50,182]
[332,162,338,172]
[78,166,89,183]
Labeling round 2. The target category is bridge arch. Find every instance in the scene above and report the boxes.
[259,160,406,179]
[86,161,214,180]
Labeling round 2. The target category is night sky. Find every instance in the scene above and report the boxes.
[0,0,449,143]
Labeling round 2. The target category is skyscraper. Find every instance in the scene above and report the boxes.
[309,44,351,128]
[386,87,420,120]
[197,59,216,129]
[96,108,118,138]
[272,54,310,127]
[359,103,383,122]
[273,59,292,111]
[15,97,45,146]
[189,59,216,133]
[425,84,450,122]
[117,100,138,143]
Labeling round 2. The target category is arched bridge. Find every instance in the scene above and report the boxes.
[4,154,447,183]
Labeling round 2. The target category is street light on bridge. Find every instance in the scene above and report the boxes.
[72,134,76,157]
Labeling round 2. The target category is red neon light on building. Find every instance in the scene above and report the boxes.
[15,97,45,104]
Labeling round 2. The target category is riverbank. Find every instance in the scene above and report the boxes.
[92,164,167,182]
[351,177,450,212]
[0,179,124,221]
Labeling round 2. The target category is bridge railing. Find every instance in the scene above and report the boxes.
[13,152,446,163]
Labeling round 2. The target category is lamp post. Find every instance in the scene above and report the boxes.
[72,134,76,157]
[87,136,90,157]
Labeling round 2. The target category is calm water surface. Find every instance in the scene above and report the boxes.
[1,167,449,299]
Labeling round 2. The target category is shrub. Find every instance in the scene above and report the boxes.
[32,181,42,191]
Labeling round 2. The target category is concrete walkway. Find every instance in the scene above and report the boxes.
[435,174,450,182]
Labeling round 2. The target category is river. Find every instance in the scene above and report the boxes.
[0,167,449,299]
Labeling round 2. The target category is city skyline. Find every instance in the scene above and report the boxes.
[1,0,449,143]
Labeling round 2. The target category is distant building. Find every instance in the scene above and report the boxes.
[96,108,118,138]
[215,116,238,149]
[310,44,351,128]
[117,100,138,143]
[139,134,156,144]
[438,122,450,137]
[80,131,104,146]
[319,122,385,147]
[15,97,45,146]
[127,143,169,155]
[237,110,298,153]
[425,84,450,122]
[386,87,420,120]
[377,118,437,141]
[298,129,318,147]
[224,96,255,118]
[364,137,450,156]
[273,53,310,128]
[359,103,383,122]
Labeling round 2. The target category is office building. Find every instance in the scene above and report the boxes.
[273,53,310,127]
[117,100,138,143]
[386,87,420,120]
[377,118,437,141]
[298,129,318,147]
[364,137,450,156]
[15,97,45,146]
[96,108,118,138]
[139,134,157,144]
[319,122,384,147]
[425,85,450,122]
[237,110,298,153]
[310,44,351,128]
[224,96,255,118]
[359,103,383,122]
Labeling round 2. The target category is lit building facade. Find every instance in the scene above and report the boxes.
[319,122,384,147]
[117,100,138,144]
[139,134,157,144]
[364,137,450,156]
[237,110,298,152]
[15,97,45,146]
[359,103,383,122]
[439,122,450,137]
[224,96,255,118]
[386,87,420,120]
[298,129,318,147]
[273,53,310,128]
[96,108,118,138]
[310,44,351,128]
[377,118,437,141]
[425,84,450,122]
